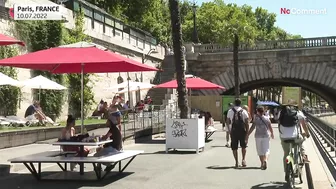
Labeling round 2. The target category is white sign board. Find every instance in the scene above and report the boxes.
[166,117,205,153]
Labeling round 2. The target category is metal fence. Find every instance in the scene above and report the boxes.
[304,108,334,115]
[119,101,179,140]
[304,110,336,187]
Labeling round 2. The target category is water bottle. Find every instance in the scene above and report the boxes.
[83,128,88,134]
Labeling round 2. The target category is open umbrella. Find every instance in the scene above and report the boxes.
[155,77,225,90]
[155,76,225,115]
[0,72,21,86]
[257,101,280,106]
[0,42,159,133]
[20,75,67,101]
[0,33,25,46]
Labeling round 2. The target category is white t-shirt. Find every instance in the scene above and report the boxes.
[227,106,249,124]
[278,110,305,139]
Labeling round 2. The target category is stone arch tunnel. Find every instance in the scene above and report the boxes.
[220,78,336,110]
[185,43,336,110]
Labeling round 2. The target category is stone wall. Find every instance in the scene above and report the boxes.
[0,0,165,121]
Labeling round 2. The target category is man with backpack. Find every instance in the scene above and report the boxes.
[226,99,250,168]
[277,105,310,181]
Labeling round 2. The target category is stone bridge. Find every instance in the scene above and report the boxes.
[184,36,336,108]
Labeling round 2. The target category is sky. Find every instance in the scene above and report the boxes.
[196,0,336,38]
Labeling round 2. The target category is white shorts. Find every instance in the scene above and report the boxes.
[255,137,270,156]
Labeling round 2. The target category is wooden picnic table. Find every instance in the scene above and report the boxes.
[52,140,112,175]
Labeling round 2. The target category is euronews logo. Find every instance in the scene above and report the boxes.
[280,8,327,15]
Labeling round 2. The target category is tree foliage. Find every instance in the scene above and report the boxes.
[87,0,301,46]
[15,20,65,120]
[63,11,95,119]
[0,47,20,116]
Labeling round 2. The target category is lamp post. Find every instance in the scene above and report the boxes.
[140,48,157,82]
[192,2,199,44]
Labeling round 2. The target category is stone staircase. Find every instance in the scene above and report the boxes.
[147,55,177,110]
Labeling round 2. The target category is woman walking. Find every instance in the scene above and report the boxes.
[246,106,274,170]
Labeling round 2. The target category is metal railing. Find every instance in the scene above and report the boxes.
[118,102,179,140]
[304,108,334,115]
[304,111,336,186]
[191,36,336,53]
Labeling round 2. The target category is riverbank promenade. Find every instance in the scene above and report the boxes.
[0,123,334,189]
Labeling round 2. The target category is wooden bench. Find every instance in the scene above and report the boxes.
[205,127,217,141]
[9,150,143,180]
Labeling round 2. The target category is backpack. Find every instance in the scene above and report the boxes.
[279,107,298,127]
[231,108,245,132]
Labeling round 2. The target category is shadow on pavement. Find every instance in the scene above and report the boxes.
[206,165,235,170]
[207,165,261,170]
[135,138,166,144]
[211,145,228,148]
[205,139,213,143]
[1,172,133,189]
[140,150,198,155]
[250,182,302,189]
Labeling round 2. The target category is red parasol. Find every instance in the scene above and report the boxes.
[0,33,25,46]
[0,44,159,133]
[0,46,158,73]
[155,77,225,90]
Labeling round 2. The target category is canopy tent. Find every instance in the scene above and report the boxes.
[155,77,225,90]
[0,72,21,86]
[0,33,25,46]
[256,101,280,106]
[20,75,67,101]
[0,41,159,133]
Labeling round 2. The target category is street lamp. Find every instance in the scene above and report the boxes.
[141,48,157,82]
[192,2,199,44]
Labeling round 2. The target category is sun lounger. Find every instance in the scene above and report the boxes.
[5,115,38,126]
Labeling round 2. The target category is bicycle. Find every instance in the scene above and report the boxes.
[284,139,305,188]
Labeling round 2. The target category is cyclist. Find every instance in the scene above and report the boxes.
[277,104,310,182]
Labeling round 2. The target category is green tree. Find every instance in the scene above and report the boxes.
[169,0,189,118]
[15,20,65,120]
[0,46,20,116]
[63,11,95,118]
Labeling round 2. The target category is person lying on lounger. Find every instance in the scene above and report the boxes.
[24,101,54,125]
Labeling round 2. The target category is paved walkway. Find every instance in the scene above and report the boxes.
[0,123,334,189]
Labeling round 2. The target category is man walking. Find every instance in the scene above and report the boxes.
[226,99,250,168]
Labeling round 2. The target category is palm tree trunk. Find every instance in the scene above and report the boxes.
[169,0,189,118]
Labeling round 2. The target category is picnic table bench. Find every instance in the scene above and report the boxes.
[205,126,217,141]
[9,150,143,181]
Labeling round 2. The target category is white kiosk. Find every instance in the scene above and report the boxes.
[165,117,205,154]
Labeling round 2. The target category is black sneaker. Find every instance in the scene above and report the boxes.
[285,174,289,182]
